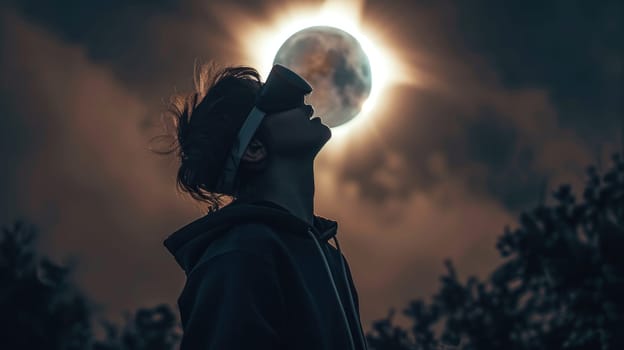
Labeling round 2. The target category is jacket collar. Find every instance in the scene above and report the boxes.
[163,199,338,272]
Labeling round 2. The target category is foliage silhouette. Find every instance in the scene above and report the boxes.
[0,221,92,349]
[0,221,181,349]
[366,154,624,350]
[93,304,180,350]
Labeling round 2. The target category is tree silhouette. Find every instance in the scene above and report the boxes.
[367,154,624,350]
[0,221,180,349]
[0,221,93,349]
[93,304,180,350]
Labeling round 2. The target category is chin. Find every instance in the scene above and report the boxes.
[321,125,332,144]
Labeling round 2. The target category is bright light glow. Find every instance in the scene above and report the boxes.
[242,1,407,140]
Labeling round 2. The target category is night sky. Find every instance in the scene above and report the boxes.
[1,0,622,330]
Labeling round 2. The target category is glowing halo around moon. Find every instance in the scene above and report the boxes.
[242,1,406,140]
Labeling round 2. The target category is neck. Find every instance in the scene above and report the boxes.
[240,156,316,226]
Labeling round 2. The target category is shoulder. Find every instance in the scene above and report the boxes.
[196,223,284,268]
[225,222,281,245]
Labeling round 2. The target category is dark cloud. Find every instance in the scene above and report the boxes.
[0,95,36,224]
[452,0,624,138]
[462,113,541,210]
[333,84,562,212]
[7,0,177,84]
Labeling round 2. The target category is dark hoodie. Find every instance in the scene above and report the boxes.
[164,200,368,350]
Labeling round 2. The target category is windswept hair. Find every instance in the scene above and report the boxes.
[157,63,262,212]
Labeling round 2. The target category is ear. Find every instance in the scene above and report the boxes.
[241,137,267,163]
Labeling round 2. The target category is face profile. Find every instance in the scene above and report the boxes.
[214,64,331,194]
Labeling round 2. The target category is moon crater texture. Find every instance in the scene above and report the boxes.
[274,26,372,128]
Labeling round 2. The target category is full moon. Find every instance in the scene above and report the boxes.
[274,26,372,128]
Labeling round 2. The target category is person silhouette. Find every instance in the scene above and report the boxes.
[163,64,368,350]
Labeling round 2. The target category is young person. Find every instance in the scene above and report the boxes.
[163,64,368,349]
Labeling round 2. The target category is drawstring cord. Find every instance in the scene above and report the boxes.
[333,236,369,350]
[306,228,356,350]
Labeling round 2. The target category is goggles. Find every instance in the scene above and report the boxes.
[215,64,312,194]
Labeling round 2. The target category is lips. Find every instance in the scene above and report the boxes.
[304,105,314,119]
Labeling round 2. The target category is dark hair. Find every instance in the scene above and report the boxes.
[159,63,262,212]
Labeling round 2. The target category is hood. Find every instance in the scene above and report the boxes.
[163,199,338,273]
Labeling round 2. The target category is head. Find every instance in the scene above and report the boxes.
[166,63,331,211]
